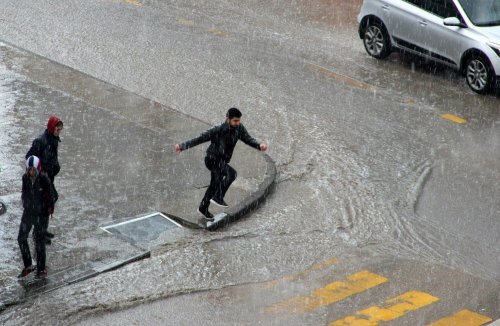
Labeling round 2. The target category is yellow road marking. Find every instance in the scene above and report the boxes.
[306,63,376,91]
[401,98,416,105]
[427,310,492,326]
[176,17,195,27]
[207,28,230,37]
[126,0,141,5]
[330,291,439,326]
[267,270,388,313]
[441,113,466,124]
[259,257,338,289]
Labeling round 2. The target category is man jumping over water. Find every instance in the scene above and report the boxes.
[175,108,268,221]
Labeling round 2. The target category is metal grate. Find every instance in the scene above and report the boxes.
[101,212,182,244]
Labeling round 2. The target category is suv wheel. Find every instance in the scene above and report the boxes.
[465,54,494,94]
[363,20,391,59]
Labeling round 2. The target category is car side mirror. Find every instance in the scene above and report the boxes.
[443,17,466,28]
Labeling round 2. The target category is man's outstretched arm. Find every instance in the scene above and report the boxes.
[174,126,217,154]
[239,125,267,151]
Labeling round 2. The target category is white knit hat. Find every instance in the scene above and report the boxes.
[26,155,41,172]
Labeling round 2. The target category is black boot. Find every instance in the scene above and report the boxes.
[197,208,214,221]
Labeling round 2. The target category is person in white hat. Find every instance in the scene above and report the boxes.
[17,155,56,279]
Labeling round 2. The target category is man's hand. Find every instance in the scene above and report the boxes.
[259,144,268,152]
[48,206,54,217]
[174,144,182,154]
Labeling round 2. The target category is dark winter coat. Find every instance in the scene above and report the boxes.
[180,122,261,163]
[21,173,56,218]
[26,129,61,178]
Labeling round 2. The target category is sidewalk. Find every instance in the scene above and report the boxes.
[0,41,275,309]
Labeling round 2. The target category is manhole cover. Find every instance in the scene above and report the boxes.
[101,212,182,244]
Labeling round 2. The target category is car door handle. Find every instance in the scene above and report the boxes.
[419,20,428,27]
[382,4,389,11]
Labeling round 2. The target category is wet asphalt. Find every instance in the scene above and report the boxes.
[0,0,499,325]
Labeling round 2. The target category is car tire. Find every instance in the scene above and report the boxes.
[363,19,391,59]
[465,54,495,94]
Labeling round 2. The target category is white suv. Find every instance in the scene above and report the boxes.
[357,0,500,94]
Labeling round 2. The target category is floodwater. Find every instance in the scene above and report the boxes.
[0,0,499,324]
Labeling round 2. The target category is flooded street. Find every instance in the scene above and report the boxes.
[0,0,498,324]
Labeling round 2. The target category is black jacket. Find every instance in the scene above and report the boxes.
[26,129,61,178]
[181,122,260,163]
[21,172,56,217]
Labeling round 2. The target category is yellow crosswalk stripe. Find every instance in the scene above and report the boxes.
[267,270,388,313]
[207,28,230,37]
[427,309,492,326]
[125,0,141,5]
[330,291,439,326]
[176,17,195,27]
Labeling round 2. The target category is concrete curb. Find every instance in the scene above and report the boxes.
[0,251,151,312]
[166,153,276,231]
[205,153,276,231]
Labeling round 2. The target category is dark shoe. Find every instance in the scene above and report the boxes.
[197,209,215,222]
[36,269,47,280]
[18,265,35,278]
[44,231,54,239]
[210,197,228,208]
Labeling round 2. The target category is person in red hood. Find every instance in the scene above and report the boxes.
[26,116,63,243]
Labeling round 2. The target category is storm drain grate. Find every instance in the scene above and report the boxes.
[101,212,182,244]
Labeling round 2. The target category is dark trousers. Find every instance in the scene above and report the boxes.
[44,171,57,232]
[199,156,237,212]
[18,212,46,271]
[40,214,50,234]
